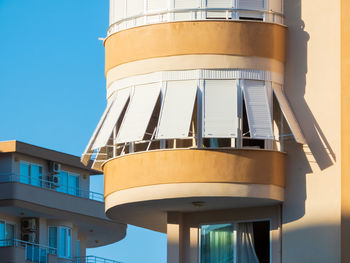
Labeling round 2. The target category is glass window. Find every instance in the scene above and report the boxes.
[20,162,30,184]
[201,224,234,263]
[0,221,15,247]
[68,173,79,196]
[30,164,42,187]
[59,228,67,258]
[20,162,43,187]
[0,221,5,246]
[48,227,57,249]
[200,221,270,263]
[5,223,14,240]
[76,240,80,263]
[57,171,68,193]
[67,228,71,258]
[57,171,80,196]
[50,226,72,259]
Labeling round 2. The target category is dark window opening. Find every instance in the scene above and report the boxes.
[239,16,264,21]
[253,221,270,263]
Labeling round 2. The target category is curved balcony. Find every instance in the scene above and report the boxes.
[103,148,286,232]
[108,7,284,35]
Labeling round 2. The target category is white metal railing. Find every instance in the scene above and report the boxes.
[0,173,104,202]
[75,256,123,263]
[0,239,56,263]
[108,7,284,35]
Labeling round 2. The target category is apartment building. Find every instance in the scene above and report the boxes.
[0,140,126,263]
[83,0,349,262]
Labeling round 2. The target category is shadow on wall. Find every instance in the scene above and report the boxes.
[282,223,340,263]
[282,0,336,223]
[284,0,336,169]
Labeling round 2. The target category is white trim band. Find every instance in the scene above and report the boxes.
[107,69,284,99]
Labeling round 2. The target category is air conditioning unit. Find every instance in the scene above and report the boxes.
[47,174,59,185]
[22,232,37,243]
[21,218,37,232]
[48,161,61,174]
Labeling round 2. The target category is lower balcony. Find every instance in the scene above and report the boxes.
[0,239,56,263]
[104,148,285,232]
[0,240,122,263]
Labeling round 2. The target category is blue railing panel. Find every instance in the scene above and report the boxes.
[0,173,104,202]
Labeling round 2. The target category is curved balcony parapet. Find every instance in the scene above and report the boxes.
[103,148,286,232]
[107,7,284,35]
[104,21,287,73]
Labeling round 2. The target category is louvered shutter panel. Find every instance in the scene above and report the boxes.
[206,0,233,8]
[116,83,161,143]
[272,84,306,144]
[174,0,200,8]
[92,88,131,149]
[147,0,168,11]
[206,0,233,18]
[110,0,116,25]
[114,0,126,21]
[238,0,265,10]
[203,80,238,138]
[81,94,116,164]
[126,0,144,17]
[243,81,274,139]
[156,80,197,139]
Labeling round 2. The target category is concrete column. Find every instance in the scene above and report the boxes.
[183,226,199,263]
[167,212,184,263]
[167,223,180,263]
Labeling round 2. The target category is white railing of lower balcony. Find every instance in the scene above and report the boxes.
[0,239,56,263]
[75,255,123,263]
[0,173,104,202]
[108,7,284,35]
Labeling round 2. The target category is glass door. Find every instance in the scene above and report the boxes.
[30,164,42,187]
[5,223,14,246]
[20,162,30,184]
[0,221,5,246]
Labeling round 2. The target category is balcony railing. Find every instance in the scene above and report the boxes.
[0,173,104,202]
[0,239,56,263]
[75,256,123,263]
[108,7,284,35]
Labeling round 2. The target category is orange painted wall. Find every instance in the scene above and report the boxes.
[105,21,286,74]
[103,149,286,197]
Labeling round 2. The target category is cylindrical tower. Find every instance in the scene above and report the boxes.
[83,1,306,262]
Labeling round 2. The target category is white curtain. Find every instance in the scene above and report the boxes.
[237,223,260,263]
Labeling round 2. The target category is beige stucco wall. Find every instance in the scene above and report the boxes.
[282,0,341,262]
[341,0,350,261]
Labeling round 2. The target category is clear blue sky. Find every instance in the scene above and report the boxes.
[0,0,166,262]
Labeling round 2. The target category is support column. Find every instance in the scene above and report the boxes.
[167,212,183,263]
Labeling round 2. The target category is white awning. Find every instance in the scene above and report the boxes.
[203,79,238,138]
[116,83,161,143]
[81,95,116,165]
[92,88,131,150]
[156,80,197,139]
[174,0,199,8]
[127,0,144,17]
[206,0,234,8]
[243,80,274,140]
[147,0,167,11]
[273,84,307,144]
[237,0,265,10]
[113,0,126,21]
